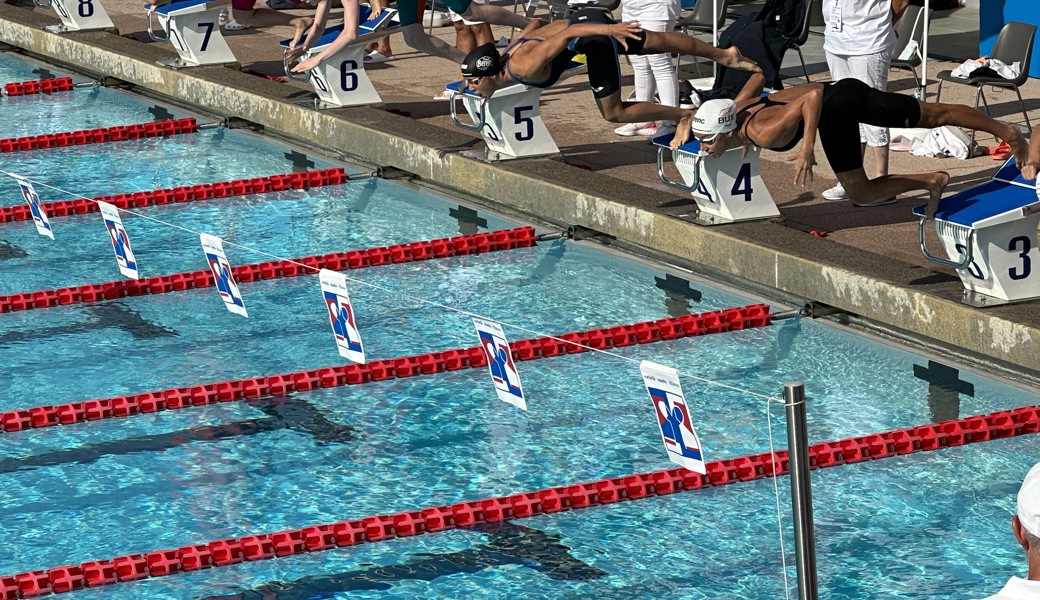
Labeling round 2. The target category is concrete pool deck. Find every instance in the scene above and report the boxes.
[1,0,1039,377]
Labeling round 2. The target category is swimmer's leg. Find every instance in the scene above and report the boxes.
[640,31,760,73]
[836,168,950,218]
[918,101,1028,166]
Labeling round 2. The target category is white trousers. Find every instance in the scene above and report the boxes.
[825,48,893,146]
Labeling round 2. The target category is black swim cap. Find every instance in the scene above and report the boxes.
[460,42,502,78]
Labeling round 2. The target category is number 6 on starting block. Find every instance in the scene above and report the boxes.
[653,133,779,224]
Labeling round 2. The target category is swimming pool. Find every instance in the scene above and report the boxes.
[0,54,1038,600]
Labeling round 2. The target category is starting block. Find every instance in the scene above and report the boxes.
[146,0,237,68]
[279,8,398,108]
[445,61,586,161]
[653,132,779,224]
[914,160,1040,306]
[36,0,115,33]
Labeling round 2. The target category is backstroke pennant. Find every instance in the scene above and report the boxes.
[473,317,526,410]
[200,233,248,318]
[318,268,366,364]
[640,360,706,474]
[98,201,139,279]
[13,175,53,239]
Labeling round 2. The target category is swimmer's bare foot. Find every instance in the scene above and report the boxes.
[721,46,761,73]
[670,114,693,149]
[925,170,950,219]
[1006,125,1029,168]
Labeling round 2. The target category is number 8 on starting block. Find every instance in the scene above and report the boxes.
[654,133,779,224]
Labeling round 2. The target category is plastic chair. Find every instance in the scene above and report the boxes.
[675,0,728,76]
[889,5,931,88]
[783,0,814,83]
[935,20,1035,148]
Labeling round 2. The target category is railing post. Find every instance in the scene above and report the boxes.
[784,381,819,600]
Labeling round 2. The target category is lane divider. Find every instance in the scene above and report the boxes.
[2,402,1036,598]
[3,77,75,97]
[0,226,538,314]
[0,168,349,224]
[0,118,199,153]
[0,304,772,433]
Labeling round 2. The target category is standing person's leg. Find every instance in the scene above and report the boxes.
[615,1,653,136]
[821,51,855,201]
[228,0,256,29]
[640,16,679,134]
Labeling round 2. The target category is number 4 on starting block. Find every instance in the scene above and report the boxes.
[653,133,779,224]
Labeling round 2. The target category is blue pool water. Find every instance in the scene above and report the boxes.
[0,55,1038,600]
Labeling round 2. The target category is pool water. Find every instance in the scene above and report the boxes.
[0,54,1038,600]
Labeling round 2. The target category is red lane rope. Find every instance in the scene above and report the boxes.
[4,403,1037,598]
[0,304,772,433]
[0,167,349,224]
[2,77,75,97]
[0,118,199,153]
[0,227,538,317]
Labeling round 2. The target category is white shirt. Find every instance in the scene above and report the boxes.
[978,576,1040,600]
[822,0,897,56]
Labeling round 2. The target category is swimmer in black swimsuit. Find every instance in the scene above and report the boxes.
[691,73,1030,218]
[461,10,760,148]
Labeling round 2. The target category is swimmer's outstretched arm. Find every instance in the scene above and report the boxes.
[292,0,374,72]
[1022,126,1039,180]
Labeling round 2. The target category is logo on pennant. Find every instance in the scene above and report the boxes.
[98,201,138,279]
[318,269,366,364]
[200,233,248,318]
[14,176,53,240]
[640,361,705,473]
[473,317,526,410]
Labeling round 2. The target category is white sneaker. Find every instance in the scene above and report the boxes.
[615,122,652,136]
[634,123,659,136]
[218,7,228,24]
[822,183,848,201]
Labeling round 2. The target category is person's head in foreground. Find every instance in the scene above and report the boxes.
[461,42,504,98]
[690,99,738,156]
[983,461,1040,600]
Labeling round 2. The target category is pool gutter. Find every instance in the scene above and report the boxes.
[1,9,1038,377]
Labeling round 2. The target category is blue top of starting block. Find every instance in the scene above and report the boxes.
[912,178,1040,227]
[147,0,212,15]
[651,132,701,154]
[279,8,397,48]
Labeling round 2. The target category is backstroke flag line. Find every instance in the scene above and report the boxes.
[98,201,139,280]
[200,233,248,318]
[319,268,366,364]
[473,317,526,410]
[14,175,53,240]
[640,360,706,474]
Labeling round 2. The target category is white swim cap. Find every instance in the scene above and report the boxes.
[1019,461,1040,538]
[691,99,738,137]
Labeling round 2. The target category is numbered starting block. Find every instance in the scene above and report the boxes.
[146,0,236,68]
[653,132,779,225]
[36,0,115,33]
[914,160,1040,306]
[279,8,398,108]
[445,62,586,161]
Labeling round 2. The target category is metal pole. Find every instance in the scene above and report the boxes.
[784,381,819,600]
[920,0,930,100]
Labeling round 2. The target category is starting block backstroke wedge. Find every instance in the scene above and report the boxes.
[653,132,779,225]
[147,0,237,68]
[914,160,1040,306]
[279,8,398,108]
[445,61,586,161]
[36,0,115,33]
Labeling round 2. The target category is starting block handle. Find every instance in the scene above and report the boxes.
[656,146,702,192]
[283,49,311,82]
[449,91,487,132]
[919,217,976,270]
[146,9,170,42]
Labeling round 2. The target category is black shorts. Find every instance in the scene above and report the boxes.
[818,79,922,174]
[569,9,647,99]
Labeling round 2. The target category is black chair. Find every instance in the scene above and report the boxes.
[935,20,1035,148]
[782,0,814,83]
[675,0,729,76]
[890,5,931,88]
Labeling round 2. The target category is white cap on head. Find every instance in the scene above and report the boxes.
[691,99,738,137]
[1018,461,1040,538]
